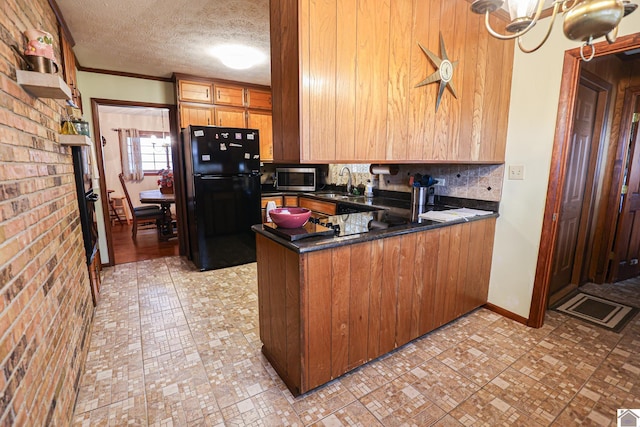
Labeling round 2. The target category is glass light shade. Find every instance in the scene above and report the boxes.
[507,0,540,19]
[209,44,266,70]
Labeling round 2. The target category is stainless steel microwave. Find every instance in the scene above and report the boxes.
[275,167,317,191]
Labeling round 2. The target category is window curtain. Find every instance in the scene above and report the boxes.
[117,128,144,181]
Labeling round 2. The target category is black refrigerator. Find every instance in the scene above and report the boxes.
[182,126,261,271]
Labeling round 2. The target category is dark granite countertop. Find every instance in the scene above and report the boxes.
[252,213,498,253]
[253,190,499,253]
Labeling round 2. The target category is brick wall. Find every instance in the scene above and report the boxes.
[0,0,94,425]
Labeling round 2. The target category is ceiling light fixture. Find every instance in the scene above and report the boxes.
[470,0,638,61]
[209,44,266,70]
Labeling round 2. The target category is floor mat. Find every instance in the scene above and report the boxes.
[552,292,638,333]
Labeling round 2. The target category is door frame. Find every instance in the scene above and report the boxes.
[528,33,640,328]
[90,98,181,267]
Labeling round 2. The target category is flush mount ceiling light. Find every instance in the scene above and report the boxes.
[209,44,266,70]
[470,0,638,61]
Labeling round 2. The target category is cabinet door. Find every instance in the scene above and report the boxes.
[261,196,283,208]
[179,80,213,103]
[215,107,246,128]
[261,195,283,222]
[60,32,81,109]
[180,105,214,126]
[214,84,245,106]
[283,195,298,207]
[298,197,336,215]
[88,248,101,306]
[247,88,272,110]
[248,111,273,162]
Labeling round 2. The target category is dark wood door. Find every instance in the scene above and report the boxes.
[611,112,640,281]
[549,83,600,299]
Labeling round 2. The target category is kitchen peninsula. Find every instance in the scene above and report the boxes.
[253,194,497,395]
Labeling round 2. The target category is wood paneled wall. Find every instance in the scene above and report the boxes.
[270,0,514,163]
[256,218,496,395]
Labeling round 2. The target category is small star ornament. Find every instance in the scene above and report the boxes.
[415,33,459,112]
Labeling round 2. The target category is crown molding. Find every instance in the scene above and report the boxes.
[77,65,174,83]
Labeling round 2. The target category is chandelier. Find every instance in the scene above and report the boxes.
[470,0,638,61]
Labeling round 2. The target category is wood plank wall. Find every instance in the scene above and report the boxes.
[271,0,514,163]
[302,219,496,391]
[256,218,496,395]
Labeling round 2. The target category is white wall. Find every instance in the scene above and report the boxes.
[488,15,640,318]
[76,71,175,264]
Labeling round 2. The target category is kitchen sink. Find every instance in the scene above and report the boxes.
[315,192,360,199]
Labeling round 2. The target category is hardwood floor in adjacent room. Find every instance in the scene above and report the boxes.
[110,222,179,265]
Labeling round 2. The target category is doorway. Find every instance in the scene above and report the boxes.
[529,33,640,328]
[609,89,640,282]
[548,71,610,306]
[90,98,181,266]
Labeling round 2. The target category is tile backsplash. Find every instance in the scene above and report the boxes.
[328,164,504,202]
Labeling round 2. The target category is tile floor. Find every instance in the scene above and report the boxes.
[72,257,640,426]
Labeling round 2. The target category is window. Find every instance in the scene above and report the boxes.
[138,131,172,173]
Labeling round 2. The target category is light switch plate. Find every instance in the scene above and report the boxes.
[508,165,524,180]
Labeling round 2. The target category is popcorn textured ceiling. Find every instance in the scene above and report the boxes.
[55,0,271,85]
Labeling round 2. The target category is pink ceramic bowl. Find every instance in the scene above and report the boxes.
[269,207,311,228]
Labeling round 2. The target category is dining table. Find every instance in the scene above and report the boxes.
[139,189,176,240]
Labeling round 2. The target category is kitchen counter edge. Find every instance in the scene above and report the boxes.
[252,212,499,254]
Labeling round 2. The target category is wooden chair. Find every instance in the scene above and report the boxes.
[118,173,164,240]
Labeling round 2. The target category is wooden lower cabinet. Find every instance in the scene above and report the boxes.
[88,249,101,306]
[283,195,298,207]
[256,217,496,395]
[261,195,283,222]
[298,197,336,215]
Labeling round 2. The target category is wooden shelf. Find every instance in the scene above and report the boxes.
[59,134,91,146]
[16,70,72,100]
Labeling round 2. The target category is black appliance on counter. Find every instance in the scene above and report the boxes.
[71,146,99,263]
[182,126,261,270]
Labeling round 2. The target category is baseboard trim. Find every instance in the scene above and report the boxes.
[484,303,530,326]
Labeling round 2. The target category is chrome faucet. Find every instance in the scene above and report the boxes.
[339,166,352,194]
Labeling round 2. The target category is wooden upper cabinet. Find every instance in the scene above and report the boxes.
[248,110,273,162]
[174,74,272,134]
[270,0,514,163]
[214,84,245,106]
[59,30,81,108]
[180,105,214,126]
[215,107,246,128]
[179,80,213,103]
[247,88,272,110]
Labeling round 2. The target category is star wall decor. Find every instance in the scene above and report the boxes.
[415,33,459,112]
